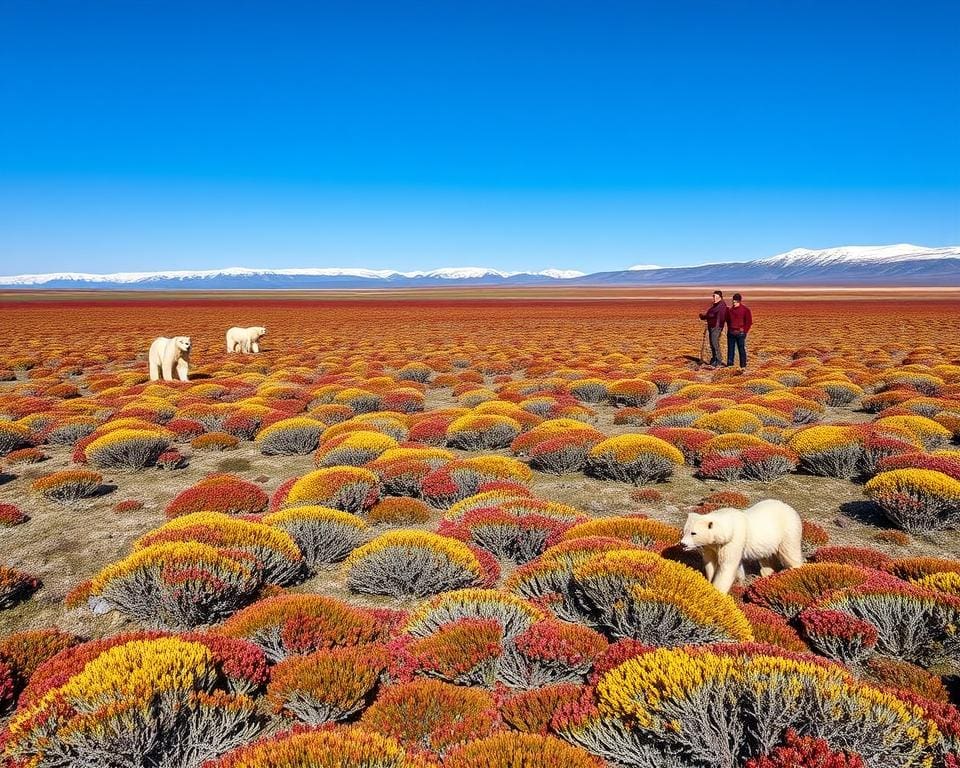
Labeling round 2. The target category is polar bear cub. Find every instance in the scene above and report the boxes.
[226,326,267,354]
[680,499,804,594]
[148,336,191,382]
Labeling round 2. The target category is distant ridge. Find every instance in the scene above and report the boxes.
[1,244,957,289]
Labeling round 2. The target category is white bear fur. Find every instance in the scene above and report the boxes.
[148,336,191,382]
[680,499,804,593]
[226,326,267,354]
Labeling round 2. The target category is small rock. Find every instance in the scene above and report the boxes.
[831,516,852,528]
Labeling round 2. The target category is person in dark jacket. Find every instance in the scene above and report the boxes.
[698,290,727,367]
[726,292,753,368]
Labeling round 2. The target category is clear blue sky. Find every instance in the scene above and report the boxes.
[1,1,958,274]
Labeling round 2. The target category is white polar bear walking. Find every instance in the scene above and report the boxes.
[148,336,192,382]
[680,499,804,594]
[226,326,267,354]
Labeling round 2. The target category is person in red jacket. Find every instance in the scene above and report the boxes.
[698,289,727,367]
[726,292,753,368]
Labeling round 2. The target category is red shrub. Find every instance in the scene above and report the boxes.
[113,499,144,514]
[878,451,960,481]
[746,729,865,768]
[801,520,830,548]
[500,683,585,734]
[165,418,206,440]
[156,449,186,469]
[0,503,28,527]
[360,678,501,756]
[0,628,80,699]
[739,603,807,653]
[269,477,298,512]
[164,474,269,518]
[811,546,894,571]
[629,487,663,504]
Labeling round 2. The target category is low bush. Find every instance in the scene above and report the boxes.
[863,655,950,703]
[207,728,436,768]
[0,503,27,527]
[745,563,894,619]
[138,511,305,586]
[497,619,608,689]
[85,427,173,469]
[266,644,388,724]
[368,496,432,523]
[445,732,602,768]
[0,422,30,456]
[0,566,40,609]
[816,581,960,672]
[256,416,325,455]
[3,447,47,465]
[570,549,753,645]
[263,505,367,569]
[165,474,270,518]
[812,545,893,571]
[314,429,398,466]
[446,413,522,450]
[745,730,866,768]
[31,468,102,501]
[797,607,878,665]
[607,378,658,407]
[500,683,586,734]
[282,466,380,513]
[587,434,684,485]
[345,530,493,598]
[2,637,264,768]
[787,426,863,479]
[865,468,960,532]
[191,431,240,451]
[0,628,80,703]
[529,431,604,474]
[84,542,263,628]
[739,602,808,653]
[560,515,679,552]
[216,593,395,661]
[360,678,501,757]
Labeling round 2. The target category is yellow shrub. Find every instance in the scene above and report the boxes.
[691,409,764,435]
[589,434,684,465]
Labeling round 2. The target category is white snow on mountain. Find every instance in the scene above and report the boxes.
[0,245,955,286]
[0,266,585,285]
[757,244,960,267]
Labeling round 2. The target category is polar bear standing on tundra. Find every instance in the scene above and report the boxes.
[148,336,191,381]
[680,499,804,593]
[226,326,267,354]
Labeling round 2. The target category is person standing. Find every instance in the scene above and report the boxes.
[726,292,753,368]
[698,290,728,367]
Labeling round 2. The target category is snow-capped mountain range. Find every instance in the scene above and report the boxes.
[1,244,957,289]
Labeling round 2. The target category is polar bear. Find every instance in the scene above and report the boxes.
[226,326,267,354]
[148,336,191,382]
[680,499,804,594]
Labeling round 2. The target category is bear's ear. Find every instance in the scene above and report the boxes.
[707,521,713,529]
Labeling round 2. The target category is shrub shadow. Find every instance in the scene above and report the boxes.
[838,499,890,528]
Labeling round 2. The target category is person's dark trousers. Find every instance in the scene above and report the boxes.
[708,328,723,365]
[727,332,747,367]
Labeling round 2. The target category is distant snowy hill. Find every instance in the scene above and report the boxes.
[0,266,586,289]
[578,244,960,286]
[0,245,957,289]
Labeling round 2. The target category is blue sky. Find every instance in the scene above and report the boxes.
[1,1,957,274]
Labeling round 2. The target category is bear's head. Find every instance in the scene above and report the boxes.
[256,326,267,338]
[680,510,730,550]
[174,336,192,353]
